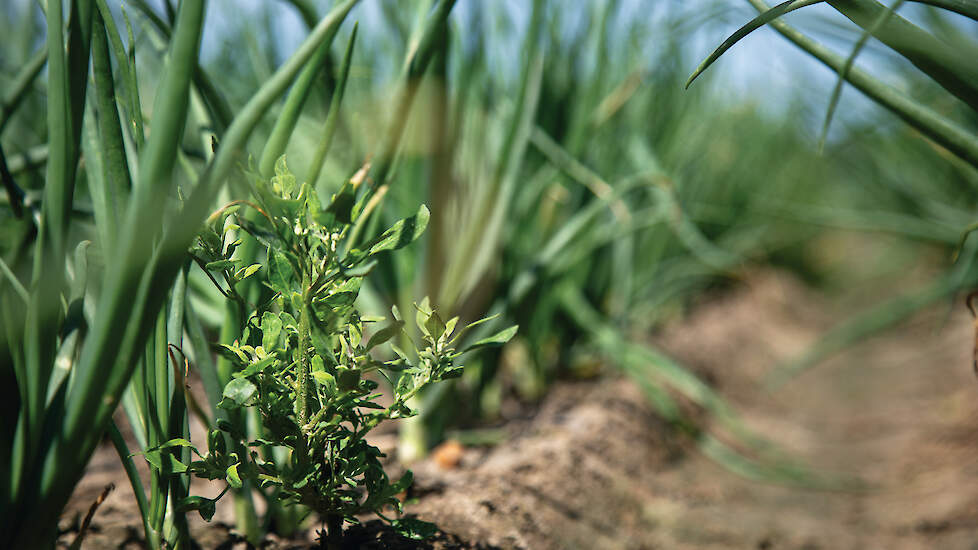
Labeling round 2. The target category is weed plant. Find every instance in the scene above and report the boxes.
[146,157,512,546]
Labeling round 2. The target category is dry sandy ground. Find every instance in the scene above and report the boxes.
[58,270,978,549]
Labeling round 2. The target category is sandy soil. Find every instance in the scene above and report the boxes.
[57,270,978,549]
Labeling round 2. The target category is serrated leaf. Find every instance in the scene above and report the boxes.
[442,316,459,342]
[205,259,236,271]
[324,180,356,225]
[268,249,296,294]
[177,496,217,522]
[390,470,413,494]
[312,370,337,395]
[236,263,262,280]
[223,378,258,406]
[233,355,276,378]
[261,311,283,350]
[226,462,242,489]
[302,182,322,215]
[365,320,404,351]
[425,309,446,342]
[346,205,429,267]
[279,312,299,330]
[218,343,248,363]
[449,313,501,345]
[391,517,437,540]
[337,367,361,392]
[436,366,464,380]
[311,354,325,372]
[461,325,518,354]
[272,155,297,198]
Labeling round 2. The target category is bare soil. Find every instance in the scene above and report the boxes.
[57,270,978,549]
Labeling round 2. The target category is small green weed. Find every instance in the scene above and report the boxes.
[144,157,513,547]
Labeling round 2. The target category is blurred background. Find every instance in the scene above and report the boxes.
[3,0,978,547]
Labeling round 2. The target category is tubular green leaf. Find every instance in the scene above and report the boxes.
[685,0,824,90]
[107,422,154,547]
[827,0,978,113]
[743,0,978,168]
[258,18,349,176]
[0,48,47,134]
[819,0,906,150]
[916,0,978,20]
[94,0,144,146]
[127,0,232,133]
[307,23,358,186]
[91,8,132,254]
[0,257,28,304]
[19,0,90,500]
[369,0,459,191]
[18,2,208,544]
[440,0,543,307]
[280,0,319,29]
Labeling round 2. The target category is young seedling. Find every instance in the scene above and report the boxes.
[144,157,515,548]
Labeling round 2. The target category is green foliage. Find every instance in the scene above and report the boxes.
[0,0,364,547]
[689,0,978,382]
[148,158,512,543]
[689,0,978,169]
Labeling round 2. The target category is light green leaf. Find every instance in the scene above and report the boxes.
[271,155,297,198]
[367,204,430,258]
[226,462,242,489]
[686,0,823,89]
[461,325,518,354]
[205,259,236,271]
[364,320,405,351]
[223,378,258,406]
[268,250,296,294]
[391,517,437,541]
[235,263,262,280]
[261,311,283,350]
[312,370,337,395]
[177,496,217,522]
